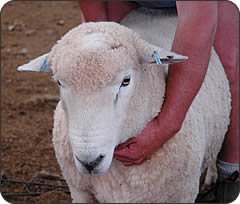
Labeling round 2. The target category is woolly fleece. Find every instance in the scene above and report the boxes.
[52,9,231,203]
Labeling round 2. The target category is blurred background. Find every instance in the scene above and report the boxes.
[1,1,82,203]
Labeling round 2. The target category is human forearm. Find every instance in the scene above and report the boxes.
[157,1,218,135]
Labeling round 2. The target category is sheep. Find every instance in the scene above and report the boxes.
[17,8,231,203]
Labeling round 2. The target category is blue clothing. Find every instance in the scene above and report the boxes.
[134,1,176,9]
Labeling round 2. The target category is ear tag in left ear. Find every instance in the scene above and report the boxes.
[40,56,49,72]
[152,51,162,65]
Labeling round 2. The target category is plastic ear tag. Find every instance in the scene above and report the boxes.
[40,57,49,72]
[152,51,162,65]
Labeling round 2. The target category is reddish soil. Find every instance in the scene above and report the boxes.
[1,1,81,203]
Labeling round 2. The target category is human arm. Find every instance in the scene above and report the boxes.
[114,1,218,165]
[79,0,107,22]
[79,1,139,23]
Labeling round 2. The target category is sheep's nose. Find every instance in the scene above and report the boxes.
[75,154,105,173]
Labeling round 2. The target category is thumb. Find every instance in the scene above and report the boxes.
[115,138,136,150]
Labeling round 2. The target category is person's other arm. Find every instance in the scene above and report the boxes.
[79,0,107,22]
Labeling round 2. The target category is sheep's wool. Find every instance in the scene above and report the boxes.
[52,9,231,202]
[49,22,138,93]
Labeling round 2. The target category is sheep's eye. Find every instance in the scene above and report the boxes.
[57,80,62,86]
[121,76,131,87]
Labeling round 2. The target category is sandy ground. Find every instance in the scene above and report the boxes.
[1,1,81,203]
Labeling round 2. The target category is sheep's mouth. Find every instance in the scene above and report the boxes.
[73,148,114,176]
[75,155,105,174]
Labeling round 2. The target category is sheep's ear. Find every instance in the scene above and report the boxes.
[17,53,51,72]
[134,36,188,65]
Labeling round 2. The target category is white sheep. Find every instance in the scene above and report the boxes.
[18,9,231,203]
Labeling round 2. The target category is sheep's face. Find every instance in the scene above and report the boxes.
[56,63,137,175]
[49,26,141,175]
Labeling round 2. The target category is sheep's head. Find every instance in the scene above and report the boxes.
[17,22,187,175]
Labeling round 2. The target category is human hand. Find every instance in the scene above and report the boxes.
[114,116,180,166]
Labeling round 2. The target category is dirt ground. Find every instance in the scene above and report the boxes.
[1,1,81,203]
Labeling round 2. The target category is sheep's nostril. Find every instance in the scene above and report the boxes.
[75,154,105,173]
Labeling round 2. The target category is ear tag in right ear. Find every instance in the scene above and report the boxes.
[40,56,49,72]
[152,51,162,65]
